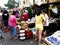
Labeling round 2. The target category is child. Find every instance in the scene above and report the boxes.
[35,10,46,45]
[8,11,17,40]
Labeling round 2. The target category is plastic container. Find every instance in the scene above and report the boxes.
[20,33,25,36]
[20,30,25,33]
[20,37,25,40]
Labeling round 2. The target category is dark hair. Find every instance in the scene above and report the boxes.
[36,8,41,16]
[36,10,41,16]
[12,11,16,15]
[3,10,8,14]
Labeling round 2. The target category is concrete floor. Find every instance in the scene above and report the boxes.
[0,32,47,45]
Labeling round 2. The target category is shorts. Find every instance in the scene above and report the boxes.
[35,24,43,31]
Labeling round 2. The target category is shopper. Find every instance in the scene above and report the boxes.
[2,10,9,32]
[22,8,28,21]
[8,11,17,40]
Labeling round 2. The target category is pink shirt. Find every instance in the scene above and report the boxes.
[8,15,17,27]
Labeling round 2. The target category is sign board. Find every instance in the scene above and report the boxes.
[35,0,43,6]
[45,31,60,45]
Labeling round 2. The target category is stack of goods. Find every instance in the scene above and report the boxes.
[16,25,26,40]
[19,30,25,40]
[16,21,33,40]
[19,29,32,40]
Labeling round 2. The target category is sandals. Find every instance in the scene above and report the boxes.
[35,38,38,40]
[12,38,17,40]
